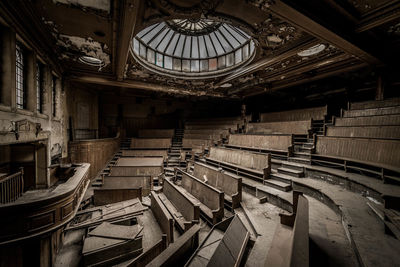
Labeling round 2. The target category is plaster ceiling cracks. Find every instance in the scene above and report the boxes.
[38,0,112,72]
[56,35,111,70]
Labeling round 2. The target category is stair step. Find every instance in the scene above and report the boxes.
[288,157,311,164]
[278,167,304,178]
[282,161,305,171]
[293,152,311,159]
[271,172,293,184]
[91,182,103,187]
[263,178,292,192]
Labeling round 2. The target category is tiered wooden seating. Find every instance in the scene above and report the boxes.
[192,162,242,209]
[121,149,168,160]
[181,138,213,150]
[326,125,400,139]
[137,129,174,138]
[150,191,174,244]
[265,191,309,267]
[186,215,249,266]
[146,225,201,266]
[185,129,230,139]
[225,133,293,159]
[247,120,311,135]
[109,157,164,177]
[314,98,400,182]
[158,178,200,232]
[260,106,327,122]
[176,168,225,224]
[205,147,271,183]
[130,138,171,149]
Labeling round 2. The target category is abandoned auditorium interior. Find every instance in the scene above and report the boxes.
[1,0,400,266]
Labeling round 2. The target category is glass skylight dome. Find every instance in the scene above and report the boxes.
[132,19,255,79]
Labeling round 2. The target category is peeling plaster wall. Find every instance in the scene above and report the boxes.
[57,34,110,67]
[52,0,110,13]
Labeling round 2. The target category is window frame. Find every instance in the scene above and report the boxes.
[16,42,26,109]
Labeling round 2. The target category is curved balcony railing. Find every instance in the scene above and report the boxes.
[0,164,90,245]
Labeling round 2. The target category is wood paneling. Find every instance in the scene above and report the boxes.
[130,138,171,149]
[349,98,400,110]
[326,126,400,139]
[248,120,311,134]
[69,136,120,180]
[334,114,400,126]
[0,164,90,245]
[229,134,292,152]
[260,106,327,122]
[316,136,400,167]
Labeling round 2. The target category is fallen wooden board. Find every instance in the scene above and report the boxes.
[65,198,147,231]
[88,222,143,240]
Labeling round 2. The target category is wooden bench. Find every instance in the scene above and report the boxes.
[265,191,309,267]
[146,224,201,267]
[247,120,311,135]
[93,181,142,206]
[348,98,400,110]
[105,176,152,196]
[182,138,214,149]
[205,147,271,183]
[130,138,171,149]
[176,168,224,225]
[325,125,400,139]
[342,106,400,118]
[260,106,327,122]
[138,129,174,138]
[192,162,242,209]
[368,195,400,240]
[333,114,400,127]
[160,178,200,232]
[228,134,293,152]
[109,157,164,178]
[121,149,168,160]
[184,129,230,139]
[184,124,238,130]
[186,215,249,266]
[183,133,222,141]
[314,136,400,182]
[150,191,174,244]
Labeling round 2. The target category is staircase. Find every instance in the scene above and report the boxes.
[120,137,131,150]
[290,134,312,165]
[165,128,184,179]
[91,150,122,187]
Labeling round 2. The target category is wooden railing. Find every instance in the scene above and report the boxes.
[0,168,24,204]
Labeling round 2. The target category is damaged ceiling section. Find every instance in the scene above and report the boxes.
[28,0,398,98]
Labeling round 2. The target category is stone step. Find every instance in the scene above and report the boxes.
[299,147,312,153]
[288,157,311,164]
[282,161,305,172]
[270,172,293,184]
[278,167,304,178]
[293,152,311,159]
[263,178,292,192]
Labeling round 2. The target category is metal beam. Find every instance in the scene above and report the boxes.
[268,0,382,65]
[115,0,141,81]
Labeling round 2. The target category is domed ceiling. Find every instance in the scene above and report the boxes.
[24,0,396,98]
